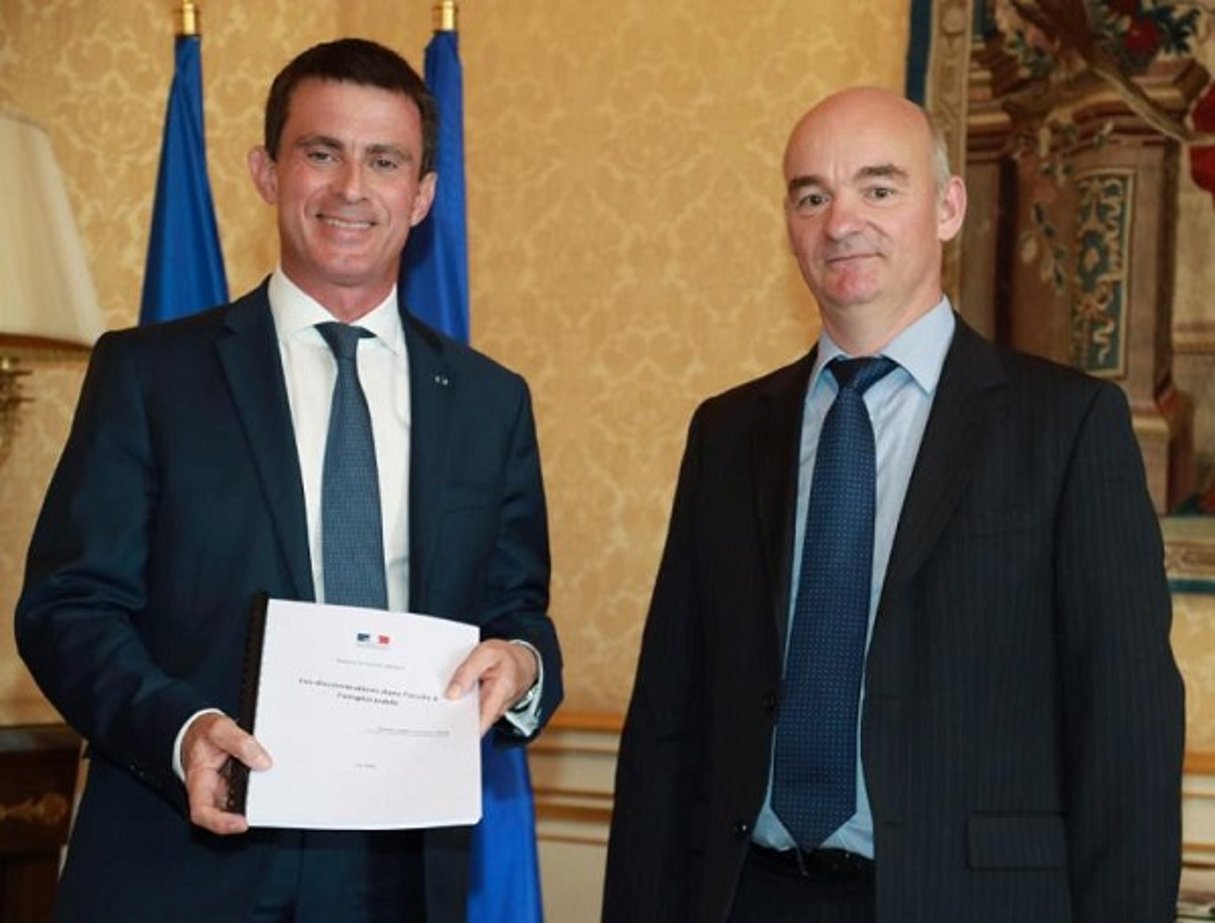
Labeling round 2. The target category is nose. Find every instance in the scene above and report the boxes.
[332,159,366,202]
[822,194,861,240]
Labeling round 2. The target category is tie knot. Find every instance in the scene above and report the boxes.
[828,356,897,395]
[317,322,373,361]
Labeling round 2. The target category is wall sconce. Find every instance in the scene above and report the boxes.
[0,112,106,459]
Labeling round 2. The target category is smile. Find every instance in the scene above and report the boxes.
[320,216,374,230]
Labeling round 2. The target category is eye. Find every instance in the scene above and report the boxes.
[792,191,828,214]
[372,156,402,172]
[305,148,337,165]
[866,185,897,201]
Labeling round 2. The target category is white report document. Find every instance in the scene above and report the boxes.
[241,598,481,830]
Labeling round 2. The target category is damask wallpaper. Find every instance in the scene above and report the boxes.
[0,1,909,721]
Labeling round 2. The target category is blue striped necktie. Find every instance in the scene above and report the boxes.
[316,322,388,610]
[771,355,897,849]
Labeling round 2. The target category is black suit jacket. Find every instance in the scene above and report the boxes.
[603,317,1182,922]
[16,283,562,922]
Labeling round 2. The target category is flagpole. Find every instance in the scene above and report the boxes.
[140,0,227,325]
[175,0,200,37]
[434,0,457,33]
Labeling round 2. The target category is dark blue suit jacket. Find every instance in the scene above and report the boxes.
[16,282,562,922]
[603,317,1183,922]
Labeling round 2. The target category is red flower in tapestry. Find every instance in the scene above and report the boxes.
[1123,15,1162,57]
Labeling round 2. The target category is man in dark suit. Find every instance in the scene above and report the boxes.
[603,86,1182,922]
[16,38,561,922]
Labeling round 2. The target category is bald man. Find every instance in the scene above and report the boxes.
[602,87,1182,922]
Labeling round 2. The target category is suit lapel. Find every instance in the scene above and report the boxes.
[402,308,455,610]
[214,284,314,599]
[880,318,1007,598]
[753,352,816,649]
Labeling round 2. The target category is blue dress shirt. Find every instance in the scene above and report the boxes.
[752,299,956,857]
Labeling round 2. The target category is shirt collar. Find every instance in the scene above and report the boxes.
[267,267,406,356]
[811,297,956,397]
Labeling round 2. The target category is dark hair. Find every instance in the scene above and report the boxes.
[263,37,437,174]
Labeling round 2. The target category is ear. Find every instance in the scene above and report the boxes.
[410,171,438,227]
[784,197,802,254]
[937,175,967,243]
[248,146,278,205]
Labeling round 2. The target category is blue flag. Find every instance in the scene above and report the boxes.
[140,34,228,325]
[401,30,544,923]
[401,31,470,342]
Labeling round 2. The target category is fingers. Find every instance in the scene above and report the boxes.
[180,712,272,835]
[446,640,538,735]
[186,764,249,835]
[204,715,273,773]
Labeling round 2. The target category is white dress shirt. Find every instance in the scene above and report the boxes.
[268,270,412,611]
[173,270,539,776]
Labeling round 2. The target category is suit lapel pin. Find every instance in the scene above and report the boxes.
[433,373,450,387]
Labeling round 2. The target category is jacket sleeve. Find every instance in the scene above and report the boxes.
[15,332,209,802]
[1055,382,1184,921]
[477,378,563,741]
[602,406,707,922]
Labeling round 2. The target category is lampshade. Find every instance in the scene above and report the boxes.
[0,112,105,347]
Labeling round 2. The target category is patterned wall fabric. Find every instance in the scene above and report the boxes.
[1,0,907,722]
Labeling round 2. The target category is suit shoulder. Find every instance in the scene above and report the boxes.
[404,312,530,392]
[694,353,812,418]
[446,338,527,387]
[945,320,1115,405]
[991,340,1120,406]
[946,327,1134,446]
[94,293,255,355]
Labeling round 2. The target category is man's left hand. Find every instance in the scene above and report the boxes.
[446,640,538,735]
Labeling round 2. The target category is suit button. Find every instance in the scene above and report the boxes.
[733,819,751,838]
[762,692,778,714]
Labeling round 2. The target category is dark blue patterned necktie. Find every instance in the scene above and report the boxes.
[317,322,388,609]
[771,355,897,850]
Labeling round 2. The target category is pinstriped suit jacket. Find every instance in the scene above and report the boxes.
[603,316,1183,922]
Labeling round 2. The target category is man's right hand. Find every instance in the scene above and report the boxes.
[180,712,272,835]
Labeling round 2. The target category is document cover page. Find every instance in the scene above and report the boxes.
[235,597,482,830]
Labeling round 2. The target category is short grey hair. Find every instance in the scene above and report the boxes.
[921,107,953,196]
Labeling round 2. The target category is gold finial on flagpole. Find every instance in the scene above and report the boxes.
[433,0,458,33]
[176,0,200,37]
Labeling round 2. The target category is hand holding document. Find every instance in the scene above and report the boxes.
[233,597,481,830]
